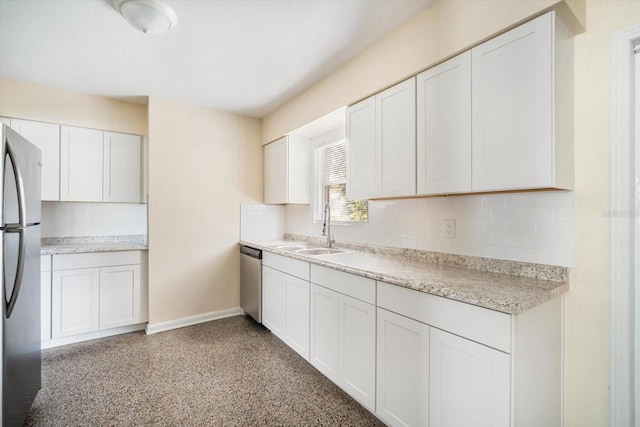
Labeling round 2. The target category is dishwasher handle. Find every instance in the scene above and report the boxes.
[240,245,262,259]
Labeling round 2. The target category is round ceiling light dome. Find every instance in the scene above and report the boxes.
[113,0,177,35]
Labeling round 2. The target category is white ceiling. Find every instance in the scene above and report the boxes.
[0,0,432,118]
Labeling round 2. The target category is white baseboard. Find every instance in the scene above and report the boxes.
[42,323,147,349]
[145,307,244,335]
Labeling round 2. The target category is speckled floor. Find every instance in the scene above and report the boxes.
[25,316,383,426]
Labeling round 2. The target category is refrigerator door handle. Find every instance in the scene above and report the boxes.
[5,139,28,227]
[4,227,25,318]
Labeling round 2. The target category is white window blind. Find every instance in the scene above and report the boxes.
[315,139,368,223]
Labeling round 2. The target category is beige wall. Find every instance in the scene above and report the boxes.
[567,1,640,426]
[147,97,262,324]
[261,0,586,144]
[0,78,147,135]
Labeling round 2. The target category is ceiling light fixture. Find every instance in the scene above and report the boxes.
[113,0,177,35]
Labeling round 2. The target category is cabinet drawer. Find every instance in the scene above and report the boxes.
[263,252,309,281]
[53,251,141,270]
[311,264,375,305]
[41,255,52,272]
[377,281,511,353]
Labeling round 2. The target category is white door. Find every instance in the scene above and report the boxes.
[264,136,288,204]
[429,328,510,427]
[310,284,339,382]
[99,264,141,329]
[346,96,376,200]
[283,273,310,360]
[376,308,430,427]
[60,126,103,202]
[52,268,100,338]
[10,119,61,201]
[338,293,376,411]
[635,41,640,427]
[471,12,553,191]
[262,265,285,340]
[103,131,141,203]
[41,271,51,342]
[375,77,416,198]
[416,52,472,195]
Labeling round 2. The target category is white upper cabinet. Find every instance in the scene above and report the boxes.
[264,135,311,204]
[347,77,416,200]
[9,119,61,201]
[103,131,142,203]
[60,126,143,203]
[416,52,472,195]
[471,11,573,192]
[346,97,376,200]
[60,126,104,202]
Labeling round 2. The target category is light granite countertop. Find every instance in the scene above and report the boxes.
[240,236,569,315]
[41,235,148,255]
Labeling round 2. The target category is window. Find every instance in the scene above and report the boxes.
[314,137,368,223]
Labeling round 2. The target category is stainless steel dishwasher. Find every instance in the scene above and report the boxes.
[240,245,262,323]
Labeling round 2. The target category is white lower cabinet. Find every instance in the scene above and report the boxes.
[310,284,339,382]
[99,265,141,329]
[52,268,100,338]
[429,328,510,427]
[261,254,310,360]
[376,308,430,427]
[41,255,52,342]
[51,251,145,340]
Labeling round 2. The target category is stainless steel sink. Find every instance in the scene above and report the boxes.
[275,244,312,252]
[295,248,348,256]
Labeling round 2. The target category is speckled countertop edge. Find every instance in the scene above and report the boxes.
[41,235,148,255]
[240,237,569,315]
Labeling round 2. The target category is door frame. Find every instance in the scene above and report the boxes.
[610,23,640,427]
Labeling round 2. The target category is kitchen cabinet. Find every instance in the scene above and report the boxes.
[41,255,52,343]
[429,328,510,427]
[9,119,61,201]
[416,52,472,195]
[262,253,310,360]
[346,77,416,200]
[51,251,144,339]
[103,131,142,203]
[60,125,143,203]
[338,293,376,411]
[264,135,311,204]
[376,308,429,427]
[52,267,100,338]
[60,126,104,202]
[309,283,339,382]
[99,264,141,329]
[309,264,376,410]
[471,11,573,191]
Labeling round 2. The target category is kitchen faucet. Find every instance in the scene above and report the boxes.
[322,203,335,248]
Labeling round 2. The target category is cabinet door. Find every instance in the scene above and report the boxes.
[416,52,472,195]
[429,328,510,427]
[10,119,61,201]
[52,268,100,338]
[375,77,416,198]
[377,308,430,427]
[262,265,285,340]
[264,137,287,204]
[283,273,310,360]
[471,12,553,191]
[99,264,141,329]
[346,96,375,200]
[103,132,141,203]
[41,271,52,342]
[60,126,103,202]
[338,293,376,411]
[310,284,339,382]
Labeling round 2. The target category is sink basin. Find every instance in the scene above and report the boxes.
[295,248,348,256]
[275,244,312,252]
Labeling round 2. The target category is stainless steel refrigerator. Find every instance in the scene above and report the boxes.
[0,124,41,426]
